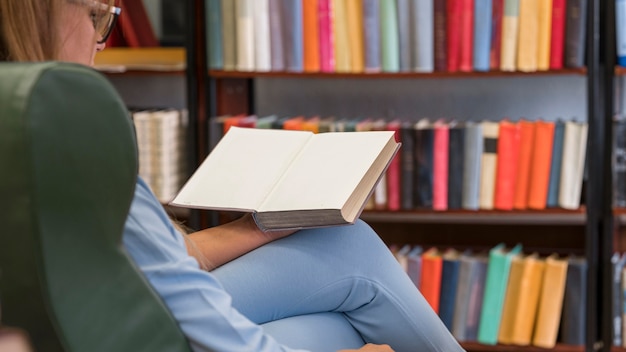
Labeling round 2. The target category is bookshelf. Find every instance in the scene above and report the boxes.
[197,0,612,351]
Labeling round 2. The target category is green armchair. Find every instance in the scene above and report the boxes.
[0,62,191,352]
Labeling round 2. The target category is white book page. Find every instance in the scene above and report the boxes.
[171,127,312,210]
[259,131,395,212]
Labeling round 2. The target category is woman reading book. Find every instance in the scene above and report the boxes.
[0,1,465,351]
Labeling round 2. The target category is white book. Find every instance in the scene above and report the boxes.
[236,0,255,71]
[479,121,500,209]
[171,127,400,231]
[558,121,588,209]
[500,0,520,71]
[254,0,272,71]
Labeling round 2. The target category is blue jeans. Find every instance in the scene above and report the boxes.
[213,220,465,352]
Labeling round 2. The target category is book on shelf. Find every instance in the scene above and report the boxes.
[412,0,434,72]
[473,0,492,72]
[618,0,626,67]
[564,0,588,68]
[560,256,587,345]
[614,116,626,207]
[613,253,626,347]
[532,254,568,349]
[439,249,462,331]
[420,247,444,314]
[171,126,400,231]
[221,0,237,71]
[479,121,499,210]
[493,119,521,211]
[362,0,382,72]
[550,0,567,69]
[527,120,555,209]
[380,0,400,72]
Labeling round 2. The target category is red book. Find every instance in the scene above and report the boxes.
[513,120,535,209]
[420,248,443,314]
[107,0,158,47]
[459,0,475,72]
[386,120,402,211]
[446,0,463,72]
[549,0,566,69]
[489,0,504,70]
[494,120,521,210]
[433,120,450,211]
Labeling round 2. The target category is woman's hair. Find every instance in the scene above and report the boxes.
[0,0,116,62]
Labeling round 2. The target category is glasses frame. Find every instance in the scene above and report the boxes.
[95,3,122,44]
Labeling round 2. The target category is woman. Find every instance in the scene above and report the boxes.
[0,1,465,351]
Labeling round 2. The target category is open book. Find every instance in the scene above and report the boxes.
[170,127,400,231]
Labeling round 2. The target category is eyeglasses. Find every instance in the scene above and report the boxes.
[90,2,122,44]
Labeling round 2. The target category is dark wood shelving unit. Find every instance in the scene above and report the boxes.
[461,342,584,352]
[99,69,185,76]
[208,68,587,79]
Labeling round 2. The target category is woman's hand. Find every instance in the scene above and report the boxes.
[339,343,395,352]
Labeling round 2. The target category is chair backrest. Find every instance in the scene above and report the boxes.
[0,62,191,352]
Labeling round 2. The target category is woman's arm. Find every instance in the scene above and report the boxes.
[184,214,297,270]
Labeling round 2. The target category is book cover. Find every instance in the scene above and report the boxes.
[433,120,450,211]
[346,0,365,72]
[465,254,489,341]
[532,254,568,348]
[401,121,415,210]
[386,120,402,211]
[303,0,321,72]
[477,243,522,345]
[207,0,224,70]
[536,0,553,70]
[500,0,520,71]
[380,0,400,72]
[254,0,272,72]
[459,0,475,71]
[558,121,588,209]
[494,120,521,210]
[448,122,466,210]
[221,0,237,71]
[549,0,566,69]
[564,0,588,68]
[479,121,500,210]
[318,0,336,72]
[171,127,400,230]
[440,249,462,330]
[434,0,448,71]
[421,248,444,314]
[560,256,587,345]
[510,254,545,346]
[527,120,555,209]
[406,246,424,287]
[547,119,565,207]
[452,252,475,341]
[282,0,304,72]
[513,119,535,210]
[474,0,493,71]
[333,0,352,72]
[236,0,255,71]
[447,0,463,72]
[415,119,435,209]
[412,0,435,72]
[462,122,483,210]
[269,0,286,71]
[516,0,539,72]
[363,0,382,72]
[490,0,504,70]
[396,0,412,72]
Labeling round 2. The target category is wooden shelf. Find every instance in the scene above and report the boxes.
[461,342,583,352]
[94,47,186,75]
[361,207,586,225]
[208,68,587,79]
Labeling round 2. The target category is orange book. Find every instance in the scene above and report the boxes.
[282,116,306,130]
[346,0,365,72]
[494,120,521,210]
[513,120,535,209]
[303,0,321,72]
[301,116,321,133]
[420,248,443,314]
[527,120,555,209]
[223,114,247,134]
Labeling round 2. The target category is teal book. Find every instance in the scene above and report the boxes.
[206,0,223,69]
[380,0,400,72]
[547,120,565,207]
[477,243,522,345]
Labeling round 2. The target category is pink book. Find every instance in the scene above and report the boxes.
[386,119,402,211]
[549,0,566,69]
[459,0,474,72]
[433,120,450,211]
[318,0,335,72]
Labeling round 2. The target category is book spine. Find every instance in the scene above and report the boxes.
[473,0,493,71]
[433,124,450,211]
[401,123,415,209]
[549,0,566,69]
[500,0,520,71]
[614,117,626,207]
[459,0,475,72]
[479,122,500,210]
[527,121,555,209]
[319,0,336,72]
[303,0,321,72]
[363,0,382,72]
[221,0,237,71]
[516,0,539,72]
[412,0,435,72]
[618,0,626,67]
[463,123,483,210]
[333,0,352,72]
[347,0,365,72]
[564,0,588,68]
[489,0,504,70]
[448,127,466,209]
[380,0,400,72]
[282,0,304,72]
[415,127,435,209]
[536,0,553,70]
[255,0,272,72]
[547,120,565,207]
[236,0,255,71]
[269,0,286,71]
[447,0,463,72]
[396,0,412,72]
[513,120,535,210]
[207,0,224,70]
[434,0,448,71]
[494,121,521,210]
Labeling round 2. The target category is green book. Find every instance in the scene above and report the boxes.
[477,243,522,345]
[379,0,399,72]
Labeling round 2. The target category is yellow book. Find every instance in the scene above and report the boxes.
[346,0,365,73]
[333,0,352,72]
[498,253,545,345]
[536,0,553,70]
[532,254,568,348]
[500,0,520,71]
[517,0,540,72]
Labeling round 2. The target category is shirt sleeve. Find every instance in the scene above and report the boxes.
[122,178,307,352]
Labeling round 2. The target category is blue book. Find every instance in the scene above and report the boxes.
[439,250,461,331]
[462,122,483,210]
[411,0,434,72]
[406,246,423,287]
[547,120,565,207]
[617,0,626,66]
[206,0,223,69]
[281,0,304,72]
[380,0,400,72]
[473,0,492,71]
[396,0,411,72]
[363,0,382,72]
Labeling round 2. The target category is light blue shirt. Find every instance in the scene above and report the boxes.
[122,178,304,352]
